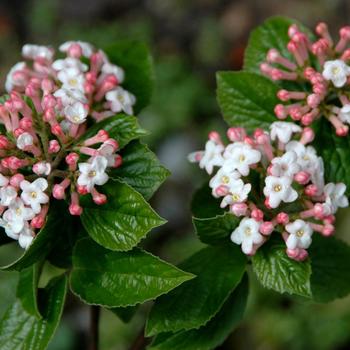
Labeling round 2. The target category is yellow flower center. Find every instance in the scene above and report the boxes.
[221,175,230,184]
[88,170,96,178]
[244,227,252,236]
[273,184,282,192]
[72,115,81,123]
[16,208,22,215]
[296,229,304,237]
[69,78,78,87]
[30,191,37,198]
[332,66,340,75]
[239,154,246,163]
[232,193,240,202]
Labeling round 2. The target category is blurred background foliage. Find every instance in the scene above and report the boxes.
[0,0,350,349]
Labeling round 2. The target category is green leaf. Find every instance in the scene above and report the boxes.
[193,212,239,245]
[104,40,154,113]
[216,71,279,131]
[314,119,350,195]
[252,235,311,297]
[81,179,165,251]
[79,113,148,149]
[109,305,138,323]
[70,238,194,307]
[146,245,246,336]
[16,263,42,319]
[149,274,248,350]
[310,235,350,302]
[191,183,224,219]
[110,140,170,200]
[243,16,313,74]
[0,274,67,350]
[1,201,66,271]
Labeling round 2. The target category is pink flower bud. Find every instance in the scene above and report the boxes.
[301,113,314,126]
[65,152,79,166]
[286,248,300,259]
[313,203,325,219]
[323,215,336,224]
[227,127,246,142]
[48,140,60,153]
[19,117,33,130]
[251,208,264,221]
[92,189,107,205]
[264,197,272,209]
[14,128,25,138]
[307,93,321,108]
[260,221,274,236]
[69,204,83,216]
[10,174,24,187]
[208,131,222,144]
[336,125,349,136]
[274,104,287,119]
[53,184,66,199]
[42,94,56,109]
[33,162,51,176]
[31,216,45,229]
[67,43,83,58]
[276,212,289,225]
[277,89,290,101]
[294,171,310,185]
[340,26,350,39]
[0,135,10,149]
[300,127,315,144]
[305,184,318,196]
[322,224,335,236]
[215,185,229,197]
[77,185,89,195]
[112,154,122,168]
[230,203,248,216]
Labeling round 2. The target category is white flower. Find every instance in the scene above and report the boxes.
[22,44,54,61]
[310,157,325,193]
[33,162,52,176]
[0,175,9,187]
[209,167,240,195]
[52,57,88,72]
[231,218,263,254]
[0,218,19,240]
[77,156,109,191]
[98,143,118,167]
[54,88,87,106]
[18,224,34,249]
[101,62,124,83]
[221,180,252,207]
[64,101,88,124]
[197,140,224,174]
[5,62,26,92]
[223,142,261,176]
[270,151,300,177]
[0,186,17,206]
[16,132,34,150]
[57,68,85,91]
[20,178,49,214]
[270,122,302,144]
[338,105,350,124]
[286,141,318,171]
[2,198,35,234]
[59,41,94,58]
[324,183,349,214]
[105,87,136,115]
[263,175,298,208]
[286,219,313,250]
[322,59,350,88]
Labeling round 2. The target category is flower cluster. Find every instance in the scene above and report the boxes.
[189,121,348,261]
[261,22,350,136]
[0,41,133,249]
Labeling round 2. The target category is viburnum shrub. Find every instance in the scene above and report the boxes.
[145,17,350,350]
[0,41,194,349]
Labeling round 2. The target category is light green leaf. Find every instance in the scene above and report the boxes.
[110,140,170,200]
[146,245,246,336]
[81,179,165,251]
[244,16,313,74]
[310,235,350,302]
[104,40,154,113]
[0,274,67,350]
[193,212,239,245]
[70,238,194,307]
[79,113,148,149]
[216,71,278,131]
[252,235,311,297]
[149,274,248,350]
[16,263,42,319]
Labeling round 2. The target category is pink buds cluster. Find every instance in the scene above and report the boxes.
[261,22,350,136]
[189,121,348,261]
[0,41,131,249]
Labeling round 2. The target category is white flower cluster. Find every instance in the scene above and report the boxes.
[0,176,49,249]
[189,122,349,260]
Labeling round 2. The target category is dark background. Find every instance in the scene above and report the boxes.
[0,0,350,349]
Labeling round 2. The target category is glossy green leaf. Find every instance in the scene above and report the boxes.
[310,235,350,302]
[104,40,154,113]
[1,202,66,271]
[110,140,170,200]
[81,179,165,251]
[314,119,350,195]
[216,71,278,131]
[244,16,313,74]
[193,212,239,245]
[79,113,148,149]
[191,183,224,219]
[149,274,248,350]
[252,235,311,297]
[16,263,42,319]
[109,305,138,323]
[70,238,194,307]
[0,274,67,350]
[146,245,246,336]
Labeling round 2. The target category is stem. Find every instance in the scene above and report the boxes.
[129,327,148,350]
[89,305,100,350]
